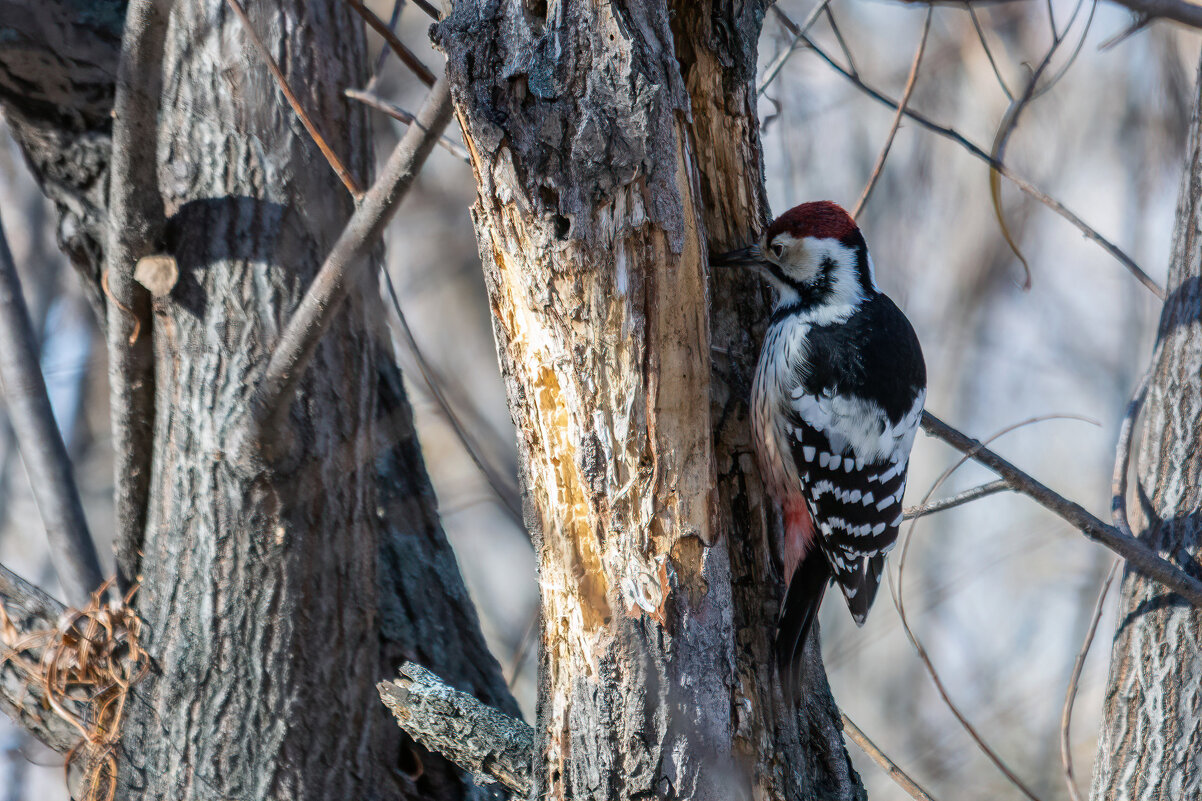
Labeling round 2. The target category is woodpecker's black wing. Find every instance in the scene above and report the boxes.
[775,294,926,682]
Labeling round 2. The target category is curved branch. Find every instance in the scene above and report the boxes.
[770,9,1166,299]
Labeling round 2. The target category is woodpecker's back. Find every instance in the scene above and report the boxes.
[712,201,926,693]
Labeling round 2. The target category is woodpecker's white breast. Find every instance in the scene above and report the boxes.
[752,315,812,504]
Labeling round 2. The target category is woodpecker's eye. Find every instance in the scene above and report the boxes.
[769,242,785,260]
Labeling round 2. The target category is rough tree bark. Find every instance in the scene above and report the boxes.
[1091,52,1202,800]
[436,2,861,799]
[0,2,516,800]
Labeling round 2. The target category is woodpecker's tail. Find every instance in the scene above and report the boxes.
[774,554,832,704]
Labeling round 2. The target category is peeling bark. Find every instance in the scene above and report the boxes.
[436,2,861,798]
[1091,52,1202,801]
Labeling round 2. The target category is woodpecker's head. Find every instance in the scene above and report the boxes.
[712,201,876,315]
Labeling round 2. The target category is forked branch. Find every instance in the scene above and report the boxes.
[920,410,1202,607]
[769,7,1165,299]
[250,78,455,454]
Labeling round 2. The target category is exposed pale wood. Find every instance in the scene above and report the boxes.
[436,2,862,798]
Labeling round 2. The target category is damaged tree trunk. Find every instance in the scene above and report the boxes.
[1090,52,1202,801]
[435,3,861,799]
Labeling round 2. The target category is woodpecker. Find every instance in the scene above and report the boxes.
[712,201,926,692]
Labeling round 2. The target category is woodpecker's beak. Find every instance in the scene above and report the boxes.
[710,243,765,269]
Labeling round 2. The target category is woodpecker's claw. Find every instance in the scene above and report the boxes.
[710,243,763,268]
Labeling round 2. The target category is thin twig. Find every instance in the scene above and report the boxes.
[0,216,103,607]
[380,267,523,523]
[224,0,364,197]
[967,4,1014,100]
[365,0,405,92]
[1058,372,1150,799]
[345,89,471,163]
[823,4,860,78]
[903,480,1009,520]
[250,78,455,456]
[988,0,1088,289]
[770,9,1166,300]
[346,0,437,88]
[842,714,937,801]
[851,8,932,219]
[1111,371,1150,539]
[920,410,1202,606]
[106,0,170,592]
[1060,558,1119,801]
[759,1,834,95]
[894,416,1073,801]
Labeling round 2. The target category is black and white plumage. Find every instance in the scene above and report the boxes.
[712,201,926,695]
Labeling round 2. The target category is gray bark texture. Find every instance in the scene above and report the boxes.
[1090,52,1202,801]
[435,2,862,799]
[0,2,517,800]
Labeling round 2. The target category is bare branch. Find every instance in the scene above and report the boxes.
[379,267,523,523]
[347,0,437,88]
[759,1,833,94]
[967,4,1014,100]
[894,418,1054,801]
[920,410,1202,607]
[0,561,78,754]
[1060,558,1119,801]
[344,89,470,163]
[770,9,1167,300]
[411,0,441,20]
[903,479,1009,520]
[250,78,455,455]
[823,4,860,79]
[378,662,533,795]
[987,0,1091,289]
[224,0,364,197]
[841,714,937,801]
[851,7,932,219]
[106,0,170,590]
[0,216,103,606]
[1105,0,1202,28]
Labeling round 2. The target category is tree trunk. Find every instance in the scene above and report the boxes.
[435,3,861,798]
[1090,52,1202,801]
[0,3,516,799]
